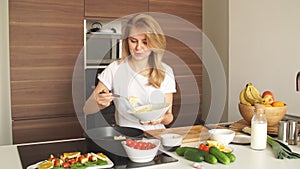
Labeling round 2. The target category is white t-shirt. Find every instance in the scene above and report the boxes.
[98,60,176,131]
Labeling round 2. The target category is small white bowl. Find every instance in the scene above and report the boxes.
[128,103,171,122]
[208,129,235,145]
[160,133,183,151]
[121,139,160,163]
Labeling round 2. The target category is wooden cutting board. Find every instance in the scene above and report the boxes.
[229,119,278,134]
[229,119,300,135]
[144,125,210,143]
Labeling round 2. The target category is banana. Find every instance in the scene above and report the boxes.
[248,85,266,104]
[239,87,252,106]
[244,83,260,106]
[248,85,261,100]
[247,83,267,104]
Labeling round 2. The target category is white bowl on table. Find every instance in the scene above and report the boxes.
[160,133,183,151]
[121,139,160,163]
[128,103,171,122]
[208,129,235,145]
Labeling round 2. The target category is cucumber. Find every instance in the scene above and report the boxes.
[196,149,218,164]
[176,147,218,164]
[224,152,236,162]
[184,150,204,162]
[175,147,201,156]
[209,147,231,165]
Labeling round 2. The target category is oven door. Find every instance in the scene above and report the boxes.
[86,33,122,67]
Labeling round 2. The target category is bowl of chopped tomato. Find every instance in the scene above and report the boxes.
[121,138,160,163]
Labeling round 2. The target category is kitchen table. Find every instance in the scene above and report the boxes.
[1,137,300,169]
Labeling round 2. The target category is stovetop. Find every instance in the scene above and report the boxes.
[17,138,178,169]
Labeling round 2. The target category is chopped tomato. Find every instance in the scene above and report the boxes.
[62,162,70,168]
[69,159,76,165]
[53,158,61,167]
[126,139,156,150]
[203,145,210,152]
[199,143,209,152]
[199,143,205,149]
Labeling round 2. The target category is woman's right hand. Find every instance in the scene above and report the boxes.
[94,88,113,108]
[93,81,113,109]
[83,82,112,114]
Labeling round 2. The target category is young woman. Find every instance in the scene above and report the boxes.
[83,14,176,130]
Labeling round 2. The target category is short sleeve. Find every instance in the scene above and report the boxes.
[161,63,176,93]
[97,61,119,90]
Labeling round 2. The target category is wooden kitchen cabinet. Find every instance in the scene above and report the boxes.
[150,0,203,127]
[85,0,149,18]
[9,0,85,143]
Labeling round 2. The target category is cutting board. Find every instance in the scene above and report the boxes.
[229,119,300,135]
[229,119,278,134]
[144,125,210,143]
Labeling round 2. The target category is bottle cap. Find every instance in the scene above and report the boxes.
[254,104,265,109]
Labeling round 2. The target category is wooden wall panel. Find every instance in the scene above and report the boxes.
[11,81,73,105]
[10,67,74,81]
[9,0,84,143]
[9,25,83,47]
[12,117,84,144]
[150,0,202,29]
[9,0,83,24]
[85,0,148,18]
[10,46,81,68]
[11,103,75,120]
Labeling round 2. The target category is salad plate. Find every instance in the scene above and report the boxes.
[27,158,113,169]
[26,153,114,169]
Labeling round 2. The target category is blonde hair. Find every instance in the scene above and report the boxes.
[121,14,166,88]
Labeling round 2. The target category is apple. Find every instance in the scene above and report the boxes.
[262,91,274,104]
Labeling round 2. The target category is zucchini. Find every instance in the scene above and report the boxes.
[209,147,231,165]
[184,150,204,162]
[224,152,236,162]
[176,147,201,156]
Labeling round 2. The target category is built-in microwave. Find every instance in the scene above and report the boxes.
[83,19,123,129]
[84,19,123,99]
[84,19,123,69]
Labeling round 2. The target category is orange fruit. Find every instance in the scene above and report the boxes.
[63,152,80,159]
[38,161,54,169]
[272,101,285,107]
[265,104,272,107]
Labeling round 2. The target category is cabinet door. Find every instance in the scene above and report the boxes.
[85,0,149,18]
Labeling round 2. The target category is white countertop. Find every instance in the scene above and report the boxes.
[1,139,300,169]
[0,145,23,168]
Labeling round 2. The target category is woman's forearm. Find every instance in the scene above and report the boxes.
[83,92,101,114]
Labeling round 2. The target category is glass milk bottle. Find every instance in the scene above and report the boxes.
[250,104,267,150]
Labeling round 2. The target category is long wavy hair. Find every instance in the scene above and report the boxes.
[121,14,166,88]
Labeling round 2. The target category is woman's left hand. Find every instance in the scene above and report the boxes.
[140,112,172,125]
[140,116,164,125]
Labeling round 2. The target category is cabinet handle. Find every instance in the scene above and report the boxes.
[296,71,300,92]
